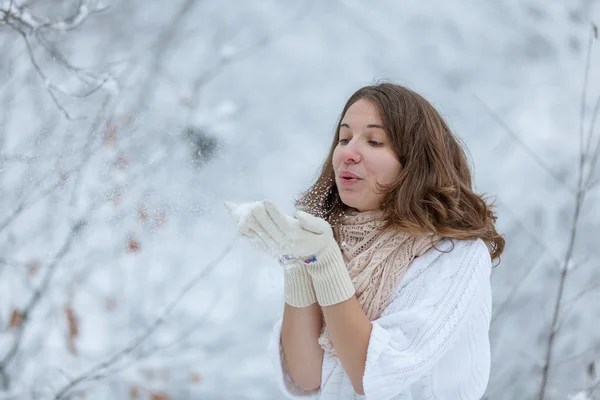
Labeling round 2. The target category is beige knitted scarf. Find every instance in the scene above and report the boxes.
[318,209,440,355]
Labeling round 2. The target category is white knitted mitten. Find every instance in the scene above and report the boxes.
[225,200,317,307]
[279,259,317,307]
[225,200,355,306]
[293,211,356,306]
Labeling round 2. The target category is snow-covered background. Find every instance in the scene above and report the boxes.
[1,0,599,399]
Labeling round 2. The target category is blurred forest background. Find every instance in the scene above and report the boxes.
[0,0,599,399]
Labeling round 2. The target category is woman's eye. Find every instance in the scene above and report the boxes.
[338,139,350,144]
[369,141,383,147]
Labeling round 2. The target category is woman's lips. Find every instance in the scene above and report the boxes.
[338,169,362,186]
[339,177,361,186]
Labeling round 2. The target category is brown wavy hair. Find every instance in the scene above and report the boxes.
[295,82,505,261]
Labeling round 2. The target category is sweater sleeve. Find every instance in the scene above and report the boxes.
[362,239,492,400]
[267,318,320,399]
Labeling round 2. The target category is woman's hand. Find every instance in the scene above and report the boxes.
[225,199,355,307]
[225,199,334,262]
[225,199,331,308]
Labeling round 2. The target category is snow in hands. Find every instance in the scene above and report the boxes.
[224,200,331,267]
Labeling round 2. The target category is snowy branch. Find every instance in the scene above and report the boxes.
[538,24,599,400]
[51,239,237,400]
[475,95,577,195]
[0,220,87,390]
[184,10,305,120]
[1,0,114,119]
[133,0,203,112]
[0,0,107,32]
[0,164,79,233]
[64,290,223,390]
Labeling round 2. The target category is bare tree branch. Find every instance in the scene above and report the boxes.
[184,5,308,121]
[583,94,600,192]
[537,23,598,400]
[499,201,563,265]
[0,42,18,148]
[579,23,595,185]
[490,257,547,327]
[488,200,561,329]
[1,0,112,119]
[0,0,106,32]
[580,26,600,194]
[134,0,203,112]
[589,378,600,397]
[555,279,600,332]
[0,89,114,234]
[474,95,576,195]
[0,165,76,233]
[0,220,87,390]
[583,93,600,169]
[0,139,105,164]
[67,289,223,392]
[554,343,600,367]
[67,94,112,208]
[537,121,585,400]
[51,239,237,400]
[33,31,114,92]
[12,24,83,120]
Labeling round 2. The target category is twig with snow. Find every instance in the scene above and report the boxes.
[0,220,87,390]
[184,4,308,122]
[0,0,107,33]
[51,239,236,400]
[490,257,550,327]
[556,280,600,331]
[0,163,81,233]
[63,290,223,391]
[133,0,203,112]
[0,91,114,234]
[474,95,577,195]
[1,0,112,119]
[538,23,600,400]
[589,378,600,397]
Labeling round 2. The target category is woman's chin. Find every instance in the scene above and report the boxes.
[339,196,380,213]
[339,195,363,211]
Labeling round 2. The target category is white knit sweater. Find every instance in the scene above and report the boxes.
[268,238,492,399]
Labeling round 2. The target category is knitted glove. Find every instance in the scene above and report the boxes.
[225,200,355,306]
[225,200,317,307]
[279,258,317,307]
[293,210,356,306]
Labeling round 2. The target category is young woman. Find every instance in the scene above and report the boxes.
[226,82,504,399]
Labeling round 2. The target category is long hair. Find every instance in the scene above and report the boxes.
[295,82,505,261]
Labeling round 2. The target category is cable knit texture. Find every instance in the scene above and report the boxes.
[268,238,493,399]
[317,210,441,355]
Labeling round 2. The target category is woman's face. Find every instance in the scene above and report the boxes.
[332,99,402,212]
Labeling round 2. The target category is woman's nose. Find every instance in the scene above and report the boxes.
[341,140,361,164]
